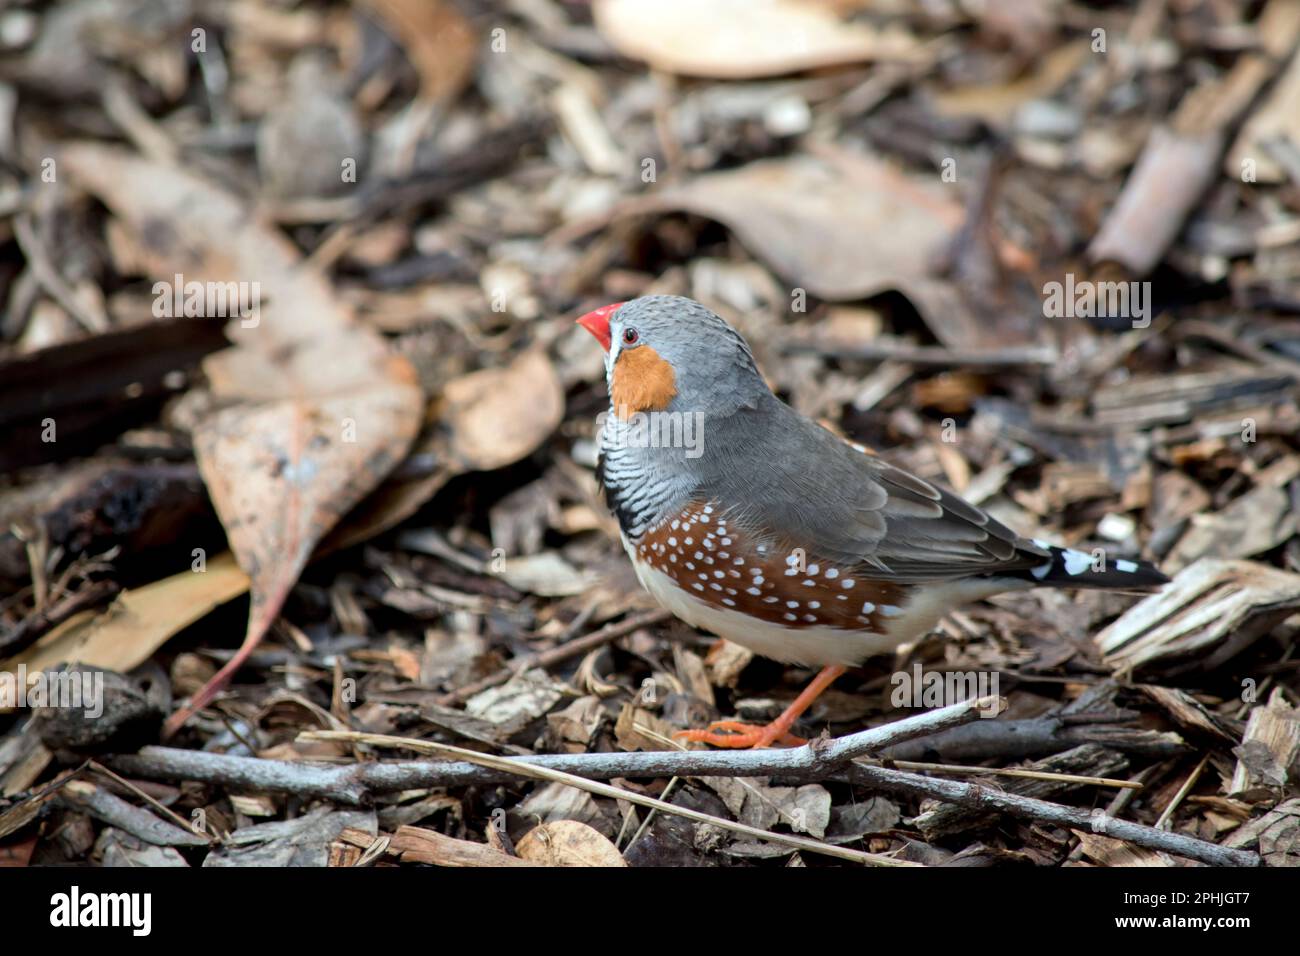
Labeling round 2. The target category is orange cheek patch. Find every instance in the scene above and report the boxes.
[611,345,677,417]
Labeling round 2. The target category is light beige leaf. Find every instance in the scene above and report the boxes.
[618,151,974,342]
[441,347,564,471]
[498,552,596,597]
[515,820,627,867]
[625,152,958,299]
[464,668,568,731]
[593,0,921,79]
[1,553,249,681]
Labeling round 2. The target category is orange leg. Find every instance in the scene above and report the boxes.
[675,664,846,749]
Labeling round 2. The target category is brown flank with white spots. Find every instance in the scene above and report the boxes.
[632,501,908,632]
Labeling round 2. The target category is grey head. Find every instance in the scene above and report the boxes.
[602,295,770,417]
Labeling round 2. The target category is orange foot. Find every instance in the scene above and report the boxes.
[675,720,805,749]
[672,664,847,750]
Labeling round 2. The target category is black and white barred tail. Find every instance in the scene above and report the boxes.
[1008,543,1169,590]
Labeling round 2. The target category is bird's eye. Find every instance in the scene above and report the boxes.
[621,327,640,346]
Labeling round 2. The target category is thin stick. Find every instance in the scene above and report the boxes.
[109,697,1253,865]
[1067,764,1162,862]
[872,759,1143,790]
[88,761,214,844]
[1154,755,1209,831]
[618,724,683,853]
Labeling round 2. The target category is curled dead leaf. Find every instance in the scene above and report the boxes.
[441,348,564,472]
[593,0,921,79]
[610,152,975,341]
[515,819,627,867]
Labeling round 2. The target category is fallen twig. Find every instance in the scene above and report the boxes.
[0,579,121,658]
[848,764,1258,867]
[875,758,1141,790]
[57,779,208,848]
[111,695,1001,803]
[880,716,1188,761]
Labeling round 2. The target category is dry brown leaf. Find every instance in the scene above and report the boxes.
[702,777,832,837]
[360,0,477,103]
[546,696,606,752]
[1165,484,1296,572]
[440,347,564,472]
[517,781,615,835]
[515,819,627,867]
[325,347,567,554]
[614,702,677,752]
[1072,831,1176,867]
[57,145,423,735]
[0,552,249,681]
[618,152,970,339]
[593,0,920,79]
[1255,801,1300,866]
[189,352,421,715]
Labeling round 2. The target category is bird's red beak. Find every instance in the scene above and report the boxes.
[576,302,625,352]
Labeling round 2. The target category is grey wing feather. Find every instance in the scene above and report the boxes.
[857,457,1048,580]
[701,402,1050,582]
